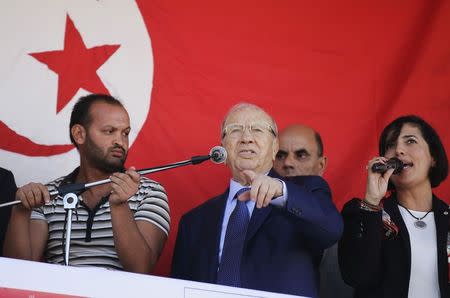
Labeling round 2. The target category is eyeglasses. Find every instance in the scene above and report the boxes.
[222,122,277,139]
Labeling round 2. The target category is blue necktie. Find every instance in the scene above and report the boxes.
[216,187,250,287]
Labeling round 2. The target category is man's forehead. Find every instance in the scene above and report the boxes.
[89,102,130,125]
[225,106,271,124]
[279,128,317,151]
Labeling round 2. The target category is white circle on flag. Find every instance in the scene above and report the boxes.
[0,1,153,186]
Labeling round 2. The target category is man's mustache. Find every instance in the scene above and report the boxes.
[110,144,126,155]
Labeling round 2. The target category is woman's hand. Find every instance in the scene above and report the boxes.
[364,157,395,206]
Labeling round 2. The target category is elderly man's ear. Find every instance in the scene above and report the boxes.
[271,138,279,161]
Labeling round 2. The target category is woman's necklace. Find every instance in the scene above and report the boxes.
[398,203,432,229]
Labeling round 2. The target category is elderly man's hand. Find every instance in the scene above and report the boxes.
[241,170,283,208]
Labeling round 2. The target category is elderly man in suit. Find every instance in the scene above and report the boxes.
[171,103,343,297]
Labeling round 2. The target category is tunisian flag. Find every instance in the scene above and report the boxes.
[0,1,449,276]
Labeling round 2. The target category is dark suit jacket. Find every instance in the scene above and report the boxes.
[339,195,449,298]
[171,173,343,297]
[0,168,17,256]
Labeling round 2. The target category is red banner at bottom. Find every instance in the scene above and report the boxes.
[0,287,85,298]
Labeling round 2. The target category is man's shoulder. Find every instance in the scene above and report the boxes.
[433,194,448,205]
[45,168,80,189]
[281,174,332,199]
[0,167,15,186]
[284,175,330,190]
[269,169,330,190]
[0,167,13,177]
[138,176,166,192]
[131,176,168,202]
[45,175,69,189]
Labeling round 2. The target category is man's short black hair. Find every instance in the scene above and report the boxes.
[379,115,448,188]
[69,93,123,147]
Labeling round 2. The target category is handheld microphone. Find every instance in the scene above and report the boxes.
[371,157,404,174]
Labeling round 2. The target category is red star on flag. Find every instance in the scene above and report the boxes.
[30,15,120,113]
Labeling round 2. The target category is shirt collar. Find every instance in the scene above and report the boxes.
[228,179,248,203]
[60,167,80,185]
[227,171,270,202]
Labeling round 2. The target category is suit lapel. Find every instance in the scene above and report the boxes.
[245,203,273,242]
[433,195,448,251]
[204,190,229,282]
[245,169,279,242]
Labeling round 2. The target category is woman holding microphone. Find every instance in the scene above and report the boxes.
[339,115,448,298]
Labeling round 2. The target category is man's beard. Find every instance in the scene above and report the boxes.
[85,137,127,173]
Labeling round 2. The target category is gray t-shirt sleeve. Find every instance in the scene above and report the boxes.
[133,178,170,236]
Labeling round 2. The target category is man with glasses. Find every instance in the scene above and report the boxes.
[171,103,343,297]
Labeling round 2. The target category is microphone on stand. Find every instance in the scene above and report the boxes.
[209,146,227,164]
[371,157,404,175]
[0,146,228,208]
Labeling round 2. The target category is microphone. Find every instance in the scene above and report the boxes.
[0,146,227,209]
[371,157,404,174]
[210,146,227,164]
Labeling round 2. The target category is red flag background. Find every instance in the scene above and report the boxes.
[1,1,449,277]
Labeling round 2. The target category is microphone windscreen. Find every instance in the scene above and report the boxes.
[388,157,404,174]
[210,146,227,164]
[371,157,404,174]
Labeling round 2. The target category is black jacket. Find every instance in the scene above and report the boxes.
[339,194,449,298]
[0,168,17,256]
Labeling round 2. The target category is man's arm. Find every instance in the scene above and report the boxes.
[3,182,49,260]
[4,207,48,260]
[338,198,384,287]
[110,203,167,273]
[283,175,343,250]
[109,168,169,274]
[240,171,342,250]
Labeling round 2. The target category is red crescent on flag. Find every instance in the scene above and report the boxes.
[0,120,73,156]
